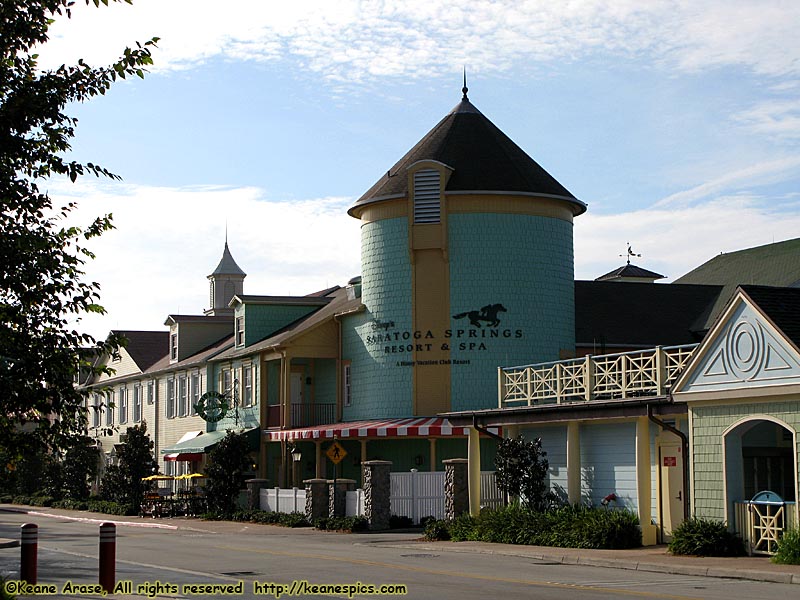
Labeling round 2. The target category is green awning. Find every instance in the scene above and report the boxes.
[160,428,258,455]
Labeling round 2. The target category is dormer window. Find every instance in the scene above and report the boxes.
[235,316,245,347]
[170,333,178,361]
[413,169,441,223]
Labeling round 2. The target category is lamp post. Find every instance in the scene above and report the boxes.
[291,445,301,488]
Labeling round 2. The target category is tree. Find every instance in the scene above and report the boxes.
[494,435,554,512]
[99,422,156,509]
[0,1,158,463]
[204,431,251,516]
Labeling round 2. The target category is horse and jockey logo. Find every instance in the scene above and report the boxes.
[452,304,507,327]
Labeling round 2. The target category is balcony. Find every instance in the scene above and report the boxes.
[498,344,698,408]
[266,403,337,429]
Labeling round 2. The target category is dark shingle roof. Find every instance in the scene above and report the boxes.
[112,330,169,371]
[595,263,665,282]
[350,97,585,215]
[674,238,800,330]
[210,241,246,277]
[740,285,800,350]
[575,281,722,349]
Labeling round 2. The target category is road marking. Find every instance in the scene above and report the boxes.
[21,511,179,530]
[213,544,703,600]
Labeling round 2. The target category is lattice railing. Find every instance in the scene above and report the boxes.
[499,344,698,407]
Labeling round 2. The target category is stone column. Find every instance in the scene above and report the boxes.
[304,478,328,523]
[362,460,392,530]
[244,479,269,510]
[443,458,469,520]
[328,479,356,518]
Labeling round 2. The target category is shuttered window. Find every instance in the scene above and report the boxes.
[413,169,441,223]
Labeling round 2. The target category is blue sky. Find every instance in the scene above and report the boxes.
[37,0,800,339]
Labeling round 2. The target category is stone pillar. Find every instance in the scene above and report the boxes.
[443,459,469,520]
[304,478,328,523]
[328,479,356,518]
[362,460,392,530]
[245,479,269,510]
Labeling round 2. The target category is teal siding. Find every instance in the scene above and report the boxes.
[241,303,320,346]
[448,213,575,411]
[313,359,337,407]
[343,218,413,419]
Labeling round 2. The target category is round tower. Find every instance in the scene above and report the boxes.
[345,89,586,417]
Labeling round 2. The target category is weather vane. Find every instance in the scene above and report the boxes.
[621,243,641,265]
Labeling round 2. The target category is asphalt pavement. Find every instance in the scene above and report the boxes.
[2,503,799,588]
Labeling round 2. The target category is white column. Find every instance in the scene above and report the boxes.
[567,421,581,505]
[636,416,657,546]
[468,427,481,516]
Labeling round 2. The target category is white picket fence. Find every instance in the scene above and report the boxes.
[260,471,502,523]
[260,486,306,513]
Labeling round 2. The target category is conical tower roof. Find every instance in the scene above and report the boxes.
[209,241,246,277]
[350,94,586,216]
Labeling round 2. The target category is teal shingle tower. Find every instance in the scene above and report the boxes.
[344,89,586,417]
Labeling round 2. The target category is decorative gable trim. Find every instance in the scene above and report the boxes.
[674,291,800,396]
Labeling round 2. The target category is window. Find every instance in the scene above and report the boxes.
[147,380,155,405]
[92,394,101,428]
[170,333,178,361]
[413,169,441,223]
[166,378,175,419]
[133,384,142,422]
[343,362,352,407]
[242,365,253,407]
[178,375,188,417]
[190,372,200,415]
[163,460,175,477]
[105,393,114,426]
[235,316,245,346]
[221,369,232,396]
[118,387,128,424]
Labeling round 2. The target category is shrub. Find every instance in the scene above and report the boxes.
[668,517,744,557]
[423,519,450,541]
[772,528,800,565]
[389,515,413,529]
[86,500,136,516]
[314,515,368,532]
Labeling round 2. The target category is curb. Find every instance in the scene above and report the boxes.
[380,542,800,585]
[0,538,18,549]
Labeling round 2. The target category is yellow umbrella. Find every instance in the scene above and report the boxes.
[141,474,174,481]
[184,473,206,479]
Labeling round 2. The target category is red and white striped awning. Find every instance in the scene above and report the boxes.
[265,417,500,442]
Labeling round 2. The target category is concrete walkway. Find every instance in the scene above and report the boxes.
[3,504,800,585]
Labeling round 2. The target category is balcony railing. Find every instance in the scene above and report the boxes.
[291,403,336,428]
[499,344,698,408]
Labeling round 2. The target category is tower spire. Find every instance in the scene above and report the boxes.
[462,67,469,101]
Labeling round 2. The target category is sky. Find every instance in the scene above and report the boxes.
[33,0,800,340]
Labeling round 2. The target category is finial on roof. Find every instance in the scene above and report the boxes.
[620,243,642,265]
[462,67,469,101]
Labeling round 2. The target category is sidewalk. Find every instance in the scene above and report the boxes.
[3,504,800,585]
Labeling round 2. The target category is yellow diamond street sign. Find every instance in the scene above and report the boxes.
[326,441,347,464]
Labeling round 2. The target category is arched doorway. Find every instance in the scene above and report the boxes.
[723,416,798,551]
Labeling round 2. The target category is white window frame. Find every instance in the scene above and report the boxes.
[133,383,142,422]
[147,380,155,405]
[221,369,232,397]
[242,365,253,407]
[343,362,352,407]
[118,387,128,424]
[178,374,188,417]
[190,372,201,415]
[92,393,101,428]
[105,392,114,426]
[170,333,178,361]
[235,316,245,347]
[166,378,175,419]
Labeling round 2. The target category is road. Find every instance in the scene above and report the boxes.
[0,509,795,599]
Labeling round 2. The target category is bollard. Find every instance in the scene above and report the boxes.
[98,522,116,593]
[20,523,38,584]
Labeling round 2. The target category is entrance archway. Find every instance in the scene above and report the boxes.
[722,416,798,544]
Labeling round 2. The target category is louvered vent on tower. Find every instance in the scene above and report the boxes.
[413,169,441,223]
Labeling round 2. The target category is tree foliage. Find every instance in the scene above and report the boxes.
[494,434,553,512]
[99,422,156,508]
[0,1,157,461]
[204,431,251,516]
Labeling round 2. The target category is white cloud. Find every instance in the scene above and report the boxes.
[37,1,800,83]
[733,99,800,140]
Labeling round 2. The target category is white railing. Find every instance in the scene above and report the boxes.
[499,344,697,408]
[734,501,798,555]
[259,486,306,513]
[346,488,366,517]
